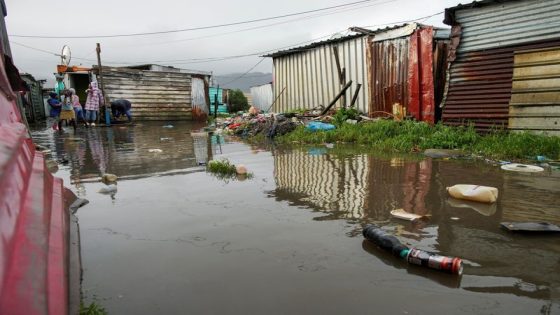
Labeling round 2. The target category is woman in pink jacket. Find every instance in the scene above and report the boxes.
[84,81,104,127]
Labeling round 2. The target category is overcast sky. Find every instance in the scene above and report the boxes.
[5,0,460,84]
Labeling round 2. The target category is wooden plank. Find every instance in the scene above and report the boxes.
[104,84,191,91]
[104,79,192,87]
[109,96,191,104]
[133,107,192,112]
[510,91,560,103]
[105,90,191,96]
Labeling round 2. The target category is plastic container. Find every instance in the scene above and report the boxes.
[447,184,498,204]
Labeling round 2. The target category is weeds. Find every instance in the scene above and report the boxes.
[207,159,237,176]
[277,120,560,161]
[207,159,253,181]
[80,302,108,315]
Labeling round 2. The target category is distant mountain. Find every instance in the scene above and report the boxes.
[214,72,272,92]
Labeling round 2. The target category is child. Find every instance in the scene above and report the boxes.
[69,88,87,127]
[47,92,62,130]
[60,90,77,131]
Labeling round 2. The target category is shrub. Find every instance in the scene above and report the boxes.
[228,89,249,113]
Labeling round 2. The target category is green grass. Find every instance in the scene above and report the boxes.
[277,120,560,161]
[207,159,237,176]
[80,302,108,315]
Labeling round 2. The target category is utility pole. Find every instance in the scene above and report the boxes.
[214,84,219,119]
[96,43,110,126]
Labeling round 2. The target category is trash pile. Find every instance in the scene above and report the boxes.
[214,105,369,138]
[215,112,300,138]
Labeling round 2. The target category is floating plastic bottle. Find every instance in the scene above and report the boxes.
[362,225,463,275]
[402,248,463,275]
[447,184,498,204]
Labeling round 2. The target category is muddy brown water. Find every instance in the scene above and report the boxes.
[31,122,560,314]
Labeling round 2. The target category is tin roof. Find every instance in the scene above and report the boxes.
[444,0,521,25]
[263,23,413,58]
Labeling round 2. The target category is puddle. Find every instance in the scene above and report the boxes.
[31,122,560,314]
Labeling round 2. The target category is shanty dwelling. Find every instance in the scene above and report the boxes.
[100,65,211,121]
[264,23,450,123]
[250,83,274,112]
[441,0,560,134]
[20,73,46,123]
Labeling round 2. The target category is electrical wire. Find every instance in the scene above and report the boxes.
[220,58,266,85]
[10,10,442,67]
[10,0,385,39]
[103,0,395,49]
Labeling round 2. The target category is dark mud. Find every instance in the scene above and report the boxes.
[31,122,560,314]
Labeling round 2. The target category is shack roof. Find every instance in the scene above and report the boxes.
[263,23,447,58]
[444,0,521,25]
[132,64,213,76]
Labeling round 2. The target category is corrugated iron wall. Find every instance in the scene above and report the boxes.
[509,46,560,135]
[250,83,273,112]
[443,39,560,129]
[443,0,560,130]
[368,37,409,114]
[272,36,369,114]
[102,67,193,121]
[443,47,513,128]
[191,77,208,121]
[455,0,560,53]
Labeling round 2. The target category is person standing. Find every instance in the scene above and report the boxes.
[60,90,77,131]
[69,88,87,127]
[84,82,104,127]
[47,92,62,130]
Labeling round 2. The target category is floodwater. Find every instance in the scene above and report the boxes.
[31,122,560,314]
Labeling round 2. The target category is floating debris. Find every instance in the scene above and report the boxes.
[501,163,544,173]
[98,184,117,194]
[390,209,429,221]
[447,184,498,204]
[501,222,560,233]
[102,173,118,183]
[148,149,163,153]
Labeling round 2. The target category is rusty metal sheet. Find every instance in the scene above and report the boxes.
[443,39,560,130]
[369,37,409,115]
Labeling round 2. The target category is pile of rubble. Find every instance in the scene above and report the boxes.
[215,112,302,138]
[214,105,374,138]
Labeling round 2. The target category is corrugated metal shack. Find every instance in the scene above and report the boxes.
[264,23,450,123]
[101,65,211,121]
[441,0,560,134]
[20,73,46,122]
[250,83,273,112]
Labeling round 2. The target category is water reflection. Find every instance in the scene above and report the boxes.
[31,121,212,193]
[271,146,560,300]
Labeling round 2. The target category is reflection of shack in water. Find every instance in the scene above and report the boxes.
[272,148,431,221]
[49,123,210,183]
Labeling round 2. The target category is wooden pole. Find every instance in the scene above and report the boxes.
[332,46,347,108]
[320,80,352,116]
[266,86,286,113]
[214,84,219,119]
[96,43,110,126]
[350,83,362,108]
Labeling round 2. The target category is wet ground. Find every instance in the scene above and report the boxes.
[32,121,560,314]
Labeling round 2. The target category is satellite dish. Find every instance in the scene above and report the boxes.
[61,45,71,66]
